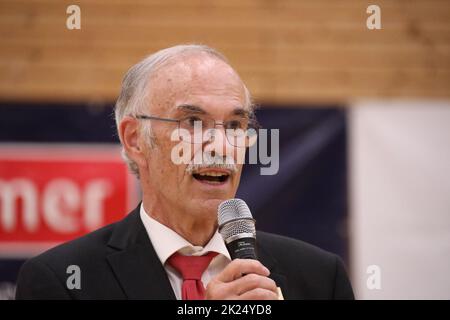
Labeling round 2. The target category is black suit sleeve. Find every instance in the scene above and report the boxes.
[15,259,71,300]
[332,255,355,300]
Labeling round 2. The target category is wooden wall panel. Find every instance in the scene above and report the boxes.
[0,0,449,105]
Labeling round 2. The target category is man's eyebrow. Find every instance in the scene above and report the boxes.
[232,108,251,118]
[176,104,207,114]
[175,104,250,118]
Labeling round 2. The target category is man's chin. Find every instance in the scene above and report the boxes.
[186,179,238,214]
[189,197,230,216]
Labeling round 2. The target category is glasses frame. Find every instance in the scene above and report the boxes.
[134,114,260,147]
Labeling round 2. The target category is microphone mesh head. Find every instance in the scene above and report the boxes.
[218,199,256,240]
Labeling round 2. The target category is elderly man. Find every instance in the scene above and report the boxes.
[15,45,354,300]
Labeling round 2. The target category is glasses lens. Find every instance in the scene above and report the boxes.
[179,116,212,144]
[225,128,258,148]
[178,115,259,147]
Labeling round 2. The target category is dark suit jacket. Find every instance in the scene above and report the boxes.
[15,205,354,300]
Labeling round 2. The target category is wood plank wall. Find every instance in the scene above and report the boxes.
[0,0,449,105]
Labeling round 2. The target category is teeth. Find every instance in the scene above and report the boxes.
[197,171,228,177]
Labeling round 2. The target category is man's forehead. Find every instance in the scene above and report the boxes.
[148,55,247,113]
[152,54,237,84]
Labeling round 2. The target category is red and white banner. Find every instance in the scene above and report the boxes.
[0,144,138,257]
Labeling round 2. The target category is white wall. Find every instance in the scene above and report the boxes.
[349,101,450,299]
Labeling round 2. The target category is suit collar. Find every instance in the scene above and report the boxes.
[106,204,176,299]
[139,204,231,264]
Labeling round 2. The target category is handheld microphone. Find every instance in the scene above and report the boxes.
[218,198,257,260]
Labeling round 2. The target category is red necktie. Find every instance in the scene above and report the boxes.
[167,251,218,300]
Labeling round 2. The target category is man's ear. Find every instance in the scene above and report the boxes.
[119,116,147,167]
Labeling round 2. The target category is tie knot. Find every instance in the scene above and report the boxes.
[168,251,218,280]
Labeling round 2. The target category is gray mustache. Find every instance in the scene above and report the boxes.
[186,153,238,174]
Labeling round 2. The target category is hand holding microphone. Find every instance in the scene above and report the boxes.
[205,199,279,300]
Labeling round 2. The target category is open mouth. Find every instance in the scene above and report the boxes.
[192,171,230,184]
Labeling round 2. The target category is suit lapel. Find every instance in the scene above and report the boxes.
[106,206,176,300]
[256,239,289,299]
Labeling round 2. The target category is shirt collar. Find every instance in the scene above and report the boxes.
[139,204,231,265]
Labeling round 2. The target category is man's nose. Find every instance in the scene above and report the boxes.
[203,127,232,157]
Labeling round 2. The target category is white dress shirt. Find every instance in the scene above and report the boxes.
[140,205,231,300]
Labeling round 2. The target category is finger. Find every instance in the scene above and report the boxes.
[205,280,234,300]
[216,259,270,282]
[238,288,279,300]
[231,273,278,296]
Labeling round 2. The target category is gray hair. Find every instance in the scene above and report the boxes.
[114,44,254,178]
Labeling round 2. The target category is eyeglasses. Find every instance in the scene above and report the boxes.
[135,114,259,148]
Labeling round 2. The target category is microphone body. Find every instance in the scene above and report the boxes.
[218,198,258,260]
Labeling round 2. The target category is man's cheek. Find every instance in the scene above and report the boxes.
[232,146,246,165]
[236,164,244,177]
